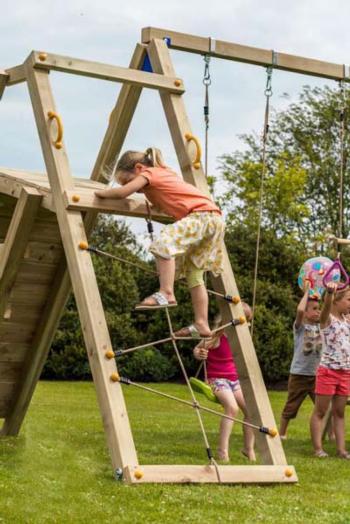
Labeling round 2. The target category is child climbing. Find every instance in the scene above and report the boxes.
[193,306,256,462]
[95,147,225,338]
[310,281,350,459]
[279,281,324,439]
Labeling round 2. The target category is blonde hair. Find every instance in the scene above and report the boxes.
[334,287,350,303]
[114,148,165,184]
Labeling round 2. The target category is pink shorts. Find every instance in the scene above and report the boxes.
[315,366,350,396]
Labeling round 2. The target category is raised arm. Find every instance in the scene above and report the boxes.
[295,280,310,329]
[320,282,337,328]
[94,175,148,199]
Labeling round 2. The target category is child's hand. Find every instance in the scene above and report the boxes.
[326,281,338,294]
[303,279,311,292]
[193,347,208,361]
[95,190,106,198]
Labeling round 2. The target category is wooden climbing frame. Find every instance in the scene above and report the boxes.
[0,28,308,484]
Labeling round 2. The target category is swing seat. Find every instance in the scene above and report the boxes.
[190,377,219,403]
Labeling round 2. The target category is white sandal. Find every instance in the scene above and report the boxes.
[135,291,177,310]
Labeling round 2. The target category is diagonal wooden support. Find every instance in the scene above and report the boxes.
[90,43,147,181]
[0,187,42,322]
[24,64,138,472]
[147,38,288,467]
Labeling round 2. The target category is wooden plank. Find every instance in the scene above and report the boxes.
[28,51,184,94]
[0,343,31,362]
[0,175,55,214]
[90,43,147,181]
[0,362,23,381]
[124,464,297,484]
[142,27,347,81]
[1,263,71,435]
[4,65,26,86]
[0,321,36,343]
[23,65,138,471]
[0,382,16,418]
[148,38,287,467]
[15,261,57,285]
[64,189,171,223]
[0,188,42,321]
[0,70,8,100]
[23,241,64,265]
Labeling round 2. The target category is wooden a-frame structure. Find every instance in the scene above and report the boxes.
[1,28,333,484]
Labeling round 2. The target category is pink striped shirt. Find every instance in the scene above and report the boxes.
[207,334,238,381]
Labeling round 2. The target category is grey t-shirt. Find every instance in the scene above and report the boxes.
[290,322,322,375]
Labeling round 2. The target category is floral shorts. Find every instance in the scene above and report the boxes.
[208,378,241,393]
[149,211,225,279]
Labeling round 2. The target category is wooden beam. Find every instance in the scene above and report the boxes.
[124,464,297,484]
[3,65,26,87]
[142,27,348,81]
[24,64,138,472]
[0,187,42,321]
[27,51,184,94]
[0,70,8,100]
[147,38,288,468]
[64,189,171,222]
[90,43,147,181]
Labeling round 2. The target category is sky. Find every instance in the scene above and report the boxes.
[1,0,349,244]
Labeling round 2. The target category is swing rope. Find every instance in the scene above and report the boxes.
[203,41,212,179]
[251,63,274,336]
[338,79,346,242]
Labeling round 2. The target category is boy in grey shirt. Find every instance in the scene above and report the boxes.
[279,282,322,438]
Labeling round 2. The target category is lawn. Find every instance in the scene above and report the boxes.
[0,382,349,523]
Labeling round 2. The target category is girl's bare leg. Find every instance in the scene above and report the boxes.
[310,394,332,455]
[189,284,211,336]
[215,389,239,461]
[234,388,256,461]
[332,395,348,456]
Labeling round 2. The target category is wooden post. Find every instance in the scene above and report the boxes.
[147,38,287,466]
[24,63,138,473]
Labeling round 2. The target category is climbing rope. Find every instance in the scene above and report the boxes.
[251,60,274,336]
[114,374,277,436]
[79,242,158,275]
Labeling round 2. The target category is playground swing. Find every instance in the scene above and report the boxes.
[189,59,275,401]
[0,28,302,484]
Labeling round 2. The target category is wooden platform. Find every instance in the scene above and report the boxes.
[0,166,167,426]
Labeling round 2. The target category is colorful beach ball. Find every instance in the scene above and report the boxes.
[298,256,340,299]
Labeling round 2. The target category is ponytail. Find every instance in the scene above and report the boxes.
[144,147,166,168]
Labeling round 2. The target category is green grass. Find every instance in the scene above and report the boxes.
[0,382,349,523]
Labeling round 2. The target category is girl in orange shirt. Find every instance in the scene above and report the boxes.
[95,147,225,338]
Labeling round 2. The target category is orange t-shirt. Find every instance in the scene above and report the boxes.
[139,167,221,220]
